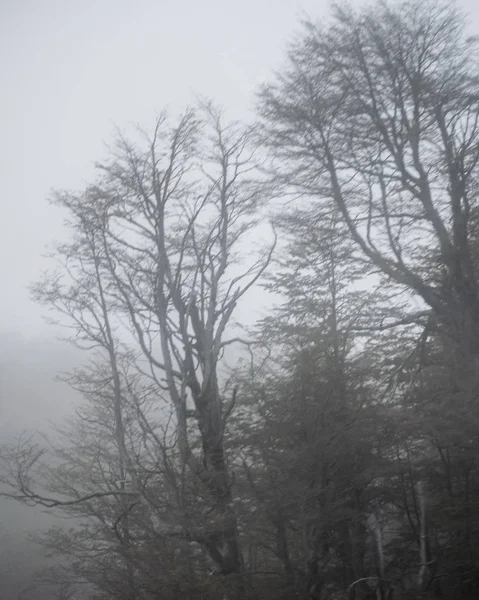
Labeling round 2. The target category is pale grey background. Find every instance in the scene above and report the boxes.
[1,0,326,338]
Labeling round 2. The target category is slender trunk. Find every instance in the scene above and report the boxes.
[417,482,428,593]
[371,513,392,600]
[194,376,244,599]
[94,256,137,600]
[275,516,295,591]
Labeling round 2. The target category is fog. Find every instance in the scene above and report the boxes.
[2,1,479,598]
[0,333,81,598]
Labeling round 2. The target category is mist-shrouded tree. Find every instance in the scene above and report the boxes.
[92,103,274,597]
[225,196,398,600]
[0,104,274,600]
[259,0,479,597]
[259,0,479,362]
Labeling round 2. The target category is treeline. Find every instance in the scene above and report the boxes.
[2,1,479,599]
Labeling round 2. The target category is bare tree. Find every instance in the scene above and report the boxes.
[1,103,274,600]
[89,104,274,595]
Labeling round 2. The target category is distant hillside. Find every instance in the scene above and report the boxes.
[0,332,81,600]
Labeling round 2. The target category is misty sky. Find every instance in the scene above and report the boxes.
[1,0,479,338]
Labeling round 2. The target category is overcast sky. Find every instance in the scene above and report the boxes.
[1,0,479,339]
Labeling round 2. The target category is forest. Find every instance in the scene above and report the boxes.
[2,1,479,598]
